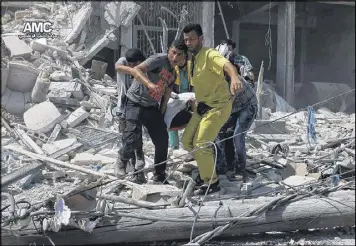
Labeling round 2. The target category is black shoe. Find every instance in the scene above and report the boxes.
[130,172,147,184]
[194,175,204,187]
[152,173,170,185]
[196,181,220,195]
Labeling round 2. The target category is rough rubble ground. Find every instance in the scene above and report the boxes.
[1,1,355,245]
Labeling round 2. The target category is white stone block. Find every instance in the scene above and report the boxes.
[42,138,77,155]
[71,152,116,166]
[66,107,89,128]
[2,35,33,58]
[24,101,62,133]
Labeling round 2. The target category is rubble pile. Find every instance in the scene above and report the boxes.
[1,1,355,245]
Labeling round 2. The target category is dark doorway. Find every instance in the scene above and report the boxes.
[84,47,118,79]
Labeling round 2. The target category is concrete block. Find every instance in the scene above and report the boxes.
[49,81,83,99]
[14,10,32,21]
[31,38,48,53]
[90,60,107,80]
[31,74,51,103]
[1,66,9,95]
[2,35,33,58]
[281,163,309,179]
[79,33,116,65]
[66,107,89,128]
[1,88,26,114]
[253,119,287,134]
[42,138,77,155]
[71,152,116,166]
[282,175,317,187]
[65,3,93,44]
[47,124,62,144]
[50,71,72,81]
[132,184,180,202]
[24,101,62,133]
[6,61,39,92]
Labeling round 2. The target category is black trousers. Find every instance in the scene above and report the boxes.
[120,100,168,175]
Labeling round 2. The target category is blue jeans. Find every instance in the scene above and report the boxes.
[215,104,257,175]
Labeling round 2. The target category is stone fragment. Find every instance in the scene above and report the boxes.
[65,107,89,128]
[132,184,180,202]
[23,101,62,133]
[2,35,33,58]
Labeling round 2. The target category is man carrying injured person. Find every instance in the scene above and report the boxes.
[182,23,243,195]
[117,40,187,184]
[115,48,146,183]
[168,41,194,150]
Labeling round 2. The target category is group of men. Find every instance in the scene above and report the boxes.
[115,23,257,195]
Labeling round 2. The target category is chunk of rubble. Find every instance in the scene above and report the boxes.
[282,175,318,187]
[132,184,180,202]
[23,101,62,133]
[42,138,77,156]
[2,35,33,58]
[71,152,115,166]
[6,61,39,92]
[64,106,89,128]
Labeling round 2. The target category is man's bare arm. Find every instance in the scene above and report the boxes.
[115,64,133,75]
[160,87,172,115]
[131,63,160,94]
[223,62,243,95]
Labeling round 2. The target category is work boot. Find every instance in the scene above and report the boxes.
[152,173,170,185]
[130,171,147,184]
[115,158,129,178]
[226,170,237,181]
[195,181,221,195]
[194,174,204,187]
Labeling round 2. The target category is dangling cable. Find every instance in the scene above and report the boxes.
[264,1,273,70]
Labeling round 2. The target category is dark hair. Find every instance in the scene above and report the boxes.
[125,48,145,63]
[183,23,203,37]
[170,39,188,53]
[221,39,236,49]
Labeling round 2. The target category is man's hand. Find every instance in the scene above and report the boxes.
[230,76,243,95]
[147,82,160,95]
[188,98,197,112]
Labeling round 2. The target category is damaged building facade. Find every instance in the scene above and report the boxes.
[1,1,355,246]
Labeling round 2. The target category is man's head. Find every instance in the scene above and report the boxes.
[168,39,188,68]
[183,23,203,54]
[125,48,146,67]
[221,39,236,51]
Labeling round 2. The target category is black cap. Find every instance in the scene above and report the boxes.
[125,48,146,63]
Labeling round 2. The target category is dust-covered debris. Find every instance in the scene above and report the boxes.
[1,1,355,245]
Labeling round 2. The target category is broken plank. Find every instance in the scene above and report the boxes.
[3,145,137,188]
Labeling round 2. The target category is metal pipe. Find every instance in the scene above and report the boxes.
[217,1,230,39]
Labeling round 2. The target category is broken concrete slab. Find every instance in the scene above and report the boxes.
[71,152,115,166]
[42,138,77,155]
[253,119,287,134]
[23,101,62,133]
[281,163,309,179]
[65,106,89,128]
[79,32,117,65]
[65,2,93,44]
[31,73,51,103]
[282,175,318,187]
[49,81,84,99]
[2,35,33,58]
[132,184,180,202]
[90,60,108,80]
[2,90,26,114]
[6,61,40,92]
[1,65,9,95]
[50,71,72,81]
